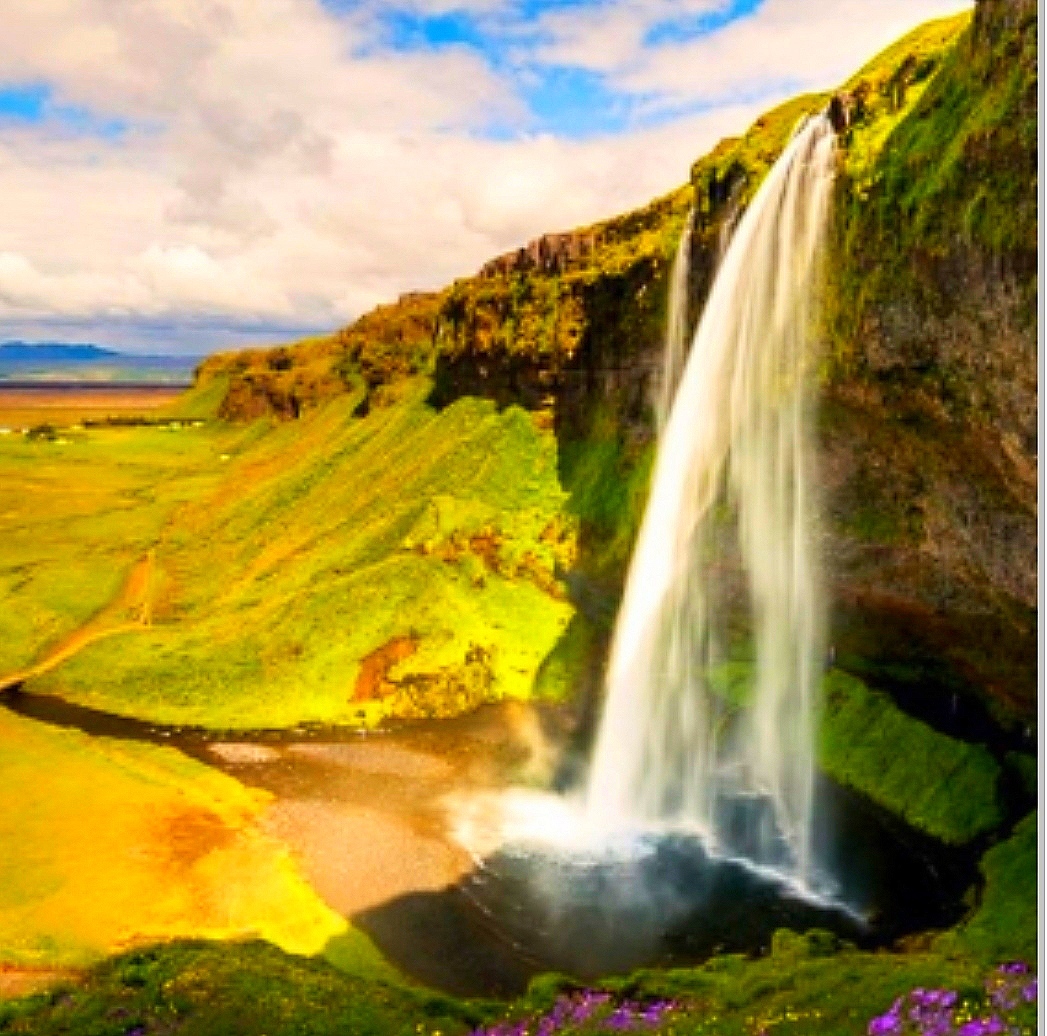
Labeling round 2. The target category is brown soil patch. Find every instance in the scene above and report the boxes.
[149,806,238,873]
[353,636,418,701]
[0,387,182,430]
[0,965,81,1001]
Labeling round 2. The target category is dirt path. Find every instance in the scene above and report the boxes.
[0,551,156,693]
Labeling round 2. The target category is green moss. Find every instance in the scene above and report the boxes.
[948,811,1038,965]
[559,429,654,576]
[1005,752,1038,799]
[826,0,1036,379]
[820,670,1003,844]
[532,612,596,702]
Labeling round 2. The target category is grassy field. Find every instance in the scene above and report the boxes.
[0,379,574,729]
[0,387,187,432]
[0,708,398,976]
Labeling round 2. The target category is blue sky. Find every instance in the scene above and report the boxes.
[0,82,128,138]
[3,1,775,141]
[0,0,971,353]
[352,0,770,137]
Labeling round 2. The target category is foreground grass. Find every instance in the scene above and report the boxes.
[0,941,483,1036]
[0,709,385,975]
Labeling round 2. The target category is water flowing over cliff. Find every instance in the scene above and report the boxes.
[585,116,837,885]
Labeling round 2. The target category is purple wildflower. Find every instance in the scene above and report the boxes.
[958,1017,1006,1036]
[570,990,610,1024]
[997,963,1029,976]
[868,998,903,1036]
[605,1006,638,1031]
[1021,978,1038,1003]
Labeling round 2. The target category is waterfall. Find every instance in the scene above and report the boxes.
[585,114,837,885]
[655,209,693,431]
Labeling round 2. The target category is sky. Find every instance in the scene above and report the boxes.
[0,0,971,354]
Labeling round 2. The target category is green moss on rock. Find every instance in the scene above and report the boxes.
[820,670,1003,844]
[947,811,1038,964]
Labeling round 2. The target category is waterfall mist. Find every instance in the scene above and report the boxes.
[585,114,837,888]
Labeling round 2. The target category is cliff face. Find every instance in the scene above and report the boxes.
[821,0,1038,716]
[196,0,1035,723]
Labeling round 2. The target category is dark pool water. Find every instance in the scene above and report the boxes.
[353,775,978,997]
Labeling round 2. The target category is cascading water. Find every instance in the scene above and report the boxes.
[585,114,837,886]
[655,208,693,432]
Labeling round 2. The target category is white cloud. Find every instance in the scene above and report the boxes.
[0,0,972,352]
[610,0,974,106]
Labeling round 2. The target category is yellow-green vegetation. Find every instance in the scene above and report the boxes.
[0,708,360,970]
[838,12,972,181]
[819,670,1002,844]
[1,381,574,729]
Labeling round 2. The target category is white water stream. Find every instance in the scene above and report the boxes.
[584,115,837,885]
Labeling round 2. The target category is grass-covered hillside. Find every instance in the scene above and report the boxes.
[0,383,574,729]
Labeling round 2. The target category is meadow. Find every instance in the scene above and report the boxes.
[0,379,574,730]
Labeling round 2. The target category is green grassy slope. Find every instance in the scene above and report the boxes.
[2,381,573,729]
[819,671,1002,844]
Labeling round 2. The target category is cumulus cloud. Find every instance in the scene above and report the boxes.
[0,0,971,352]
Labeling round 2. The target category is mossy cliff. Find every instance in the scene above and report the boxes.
[821,0,1038,721]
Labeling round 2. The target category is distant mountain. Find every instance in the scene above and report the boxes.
[0,342,200,383]
[0,342,119,364]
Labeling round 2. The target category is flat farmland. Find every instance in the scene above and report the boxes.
[0,385,187,431]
